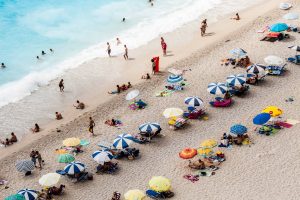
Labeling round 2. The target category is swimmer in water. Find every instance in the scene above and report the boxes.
[1,63,5,68]
[122,17,126,22]
[50,48,53,52]
[42,51,46,55]
[36,56,40,59]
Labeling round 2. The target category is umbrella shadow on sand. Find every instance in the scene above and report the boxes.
[280,35,296,43]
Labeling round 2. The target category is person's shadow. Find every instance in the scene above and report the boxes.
[204,32,215,36]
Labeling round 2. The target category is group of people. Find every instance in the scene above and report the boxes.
[0,132,17,147]
[108,82,132,94]
[106,41,129,60]
[36,49,53,60]
[30,150,43,169]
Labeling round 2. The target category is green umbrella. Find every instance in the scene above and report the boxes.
[57,154,75,163]
[5,194,25,200]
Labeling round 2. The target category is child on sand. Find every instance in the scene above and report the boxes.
[31,123,40,133]
[74,100,85,109]
[231,13,240,20]
[10,132,17,143]
[55,112,63,120]
[141,73,151,79]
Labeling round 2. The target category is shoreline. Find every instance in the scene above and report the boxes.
[0,0,273,160]
[1,0,300,199]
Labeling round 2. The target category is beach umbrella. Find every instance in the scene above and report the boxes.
[264,55,284,66]
[64,161,85,175]
[207,82,228,95]
[200,139,217,149]
[269,23,288,32]
[179,148,197,159]
[80,139,90,146]
[5,194,25,200]
[283,13,299,20]
[197,148,213,157]
[149,176,171,192]
[253,113,271,125]
[279,2,292,10]
[39,173,61,187]
[167,74,183,84]
[184,96,204,107]
[57,154,75,163]
[226,74,246,86]
[126,90,140,101]
[63,137,81,147]
[139,122,160,133]
[230,48,247,58]
[17,189,38,200]
[230,124,248,136]
[262,106,283,117]
[16,160,35,173]
[113,133,134,149]
[92,150,114,164]
[247,64,266,74]
[163,108,183,118]
[124,189,146,200]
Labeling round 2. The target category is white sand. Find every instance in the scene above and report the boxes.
[1,0,300,199]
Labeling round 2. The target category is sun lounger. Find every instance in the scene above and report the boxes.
[266,64,286,75]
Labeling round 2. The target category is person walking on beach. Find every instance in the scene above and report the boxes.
[107,42,111,57]
[161,37,167,56]
[124,45,128,60]
[35,151,43,169]
[88,117,96,136]
[30,150,37,167]
[201,19,207,37]
[59,79,64,92]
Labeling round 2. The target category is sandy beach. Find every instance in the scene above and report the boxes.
[1,0,300,199]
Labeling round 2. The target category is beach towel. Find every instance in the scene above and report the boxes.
[276,122,293,128]
[286,119,300,125]
[183,174,199,183]
[155,89,174,97]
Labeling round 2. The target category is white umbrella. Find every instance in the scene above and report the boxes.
[39,173,61,187]
[125,90,139,101]
[279,2,292,10]
[283,13,299,20]
[163,108,183,118]
[264,55,284,66]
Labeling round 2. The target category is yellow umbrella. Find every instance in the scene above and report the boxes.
[163,108,183,118]
[124,189,145,200]
[197,148,213,156]
[149,176,171,192]
[200,139,217,149]
[39,173,60,187]
[63,137,81,147]
[262,106,283,117]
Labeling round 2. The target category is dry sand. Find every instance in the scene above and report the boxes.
[1,0,300,199]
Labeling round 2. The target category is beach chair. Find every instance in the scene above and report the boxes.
[287,55,300,65]
[209,98,232,107]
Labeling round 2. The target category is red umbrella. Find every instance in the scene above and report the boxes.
[179,148,197,159]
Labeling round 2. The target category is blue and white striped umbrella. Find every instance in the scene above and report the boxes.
[247,64,266,74]
[207,82,228,95]
[16,160,35,173]
[64,161,85,175]
[226,74,246,86]
[230,48,247,58]
[139,122,160,133]
[113,133,134,149]
[167,75,183,83]
[184,96,204,107]
[18,189,38,200]
[92,150,114,164]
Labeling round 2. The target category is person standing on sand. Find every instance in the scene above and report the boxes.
[107,42,111,57]
[201,19,207,37]
[116,38,121,45]
[88,117,96,136]
[35,151,43,169]
[124,45,128,60]
[30,150,37,167]
[151,59,156,75]
[161,37,167,56]
[59,79,64,92]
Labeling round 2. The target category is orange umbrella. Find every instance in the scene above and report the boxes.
[179,148,197,159]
